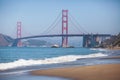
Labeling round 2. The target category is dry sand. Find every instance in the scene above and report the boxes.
[31,64,120,80]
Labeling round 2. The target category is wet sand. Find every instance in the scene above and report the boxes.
[100,56,120,59]
[31,64,120,80]
[107,47,120,50]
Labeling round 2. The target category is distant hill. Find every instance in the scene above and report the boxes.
[0,34,14,47]
[23,39,49,47]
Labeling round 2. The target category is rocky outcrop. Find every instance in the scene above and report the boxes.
[100,33,120,48]
[112,33,120,47]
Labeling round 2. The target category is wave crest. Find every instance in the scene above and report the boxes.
[0,53,107,70]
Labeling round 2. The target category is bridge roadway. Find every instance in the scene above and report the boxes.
[12,34,111,47]
[16,34,111,40]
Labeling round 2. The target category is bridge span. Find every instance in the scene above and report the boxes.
[12,34,111,47]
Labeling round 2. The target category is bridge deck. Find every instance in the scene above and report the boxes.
[16,34,111,40]
[12,34,111,47]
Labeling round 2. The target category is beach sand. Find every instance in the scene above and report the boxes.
[31,64,120,80]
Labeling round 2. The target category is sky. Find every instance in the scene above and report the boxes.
[0,0,120,38]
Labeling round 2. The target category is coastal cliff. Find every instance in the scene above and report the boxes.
[100,33,120,49]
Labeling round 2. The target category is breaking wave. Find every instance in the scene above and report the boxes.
[0,53,108,70]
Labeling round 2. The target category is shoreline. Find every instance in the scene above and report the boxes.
[31,64,120,80]
[106,47,120,50]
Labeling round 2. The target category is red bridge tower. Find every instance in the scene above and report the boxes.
[17,21,22,47]
[62,10,68,47]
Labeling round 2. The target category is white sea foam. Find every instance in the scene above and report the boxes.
[0,53,108,70]
[0,70,31,75]
[90,48,107,51]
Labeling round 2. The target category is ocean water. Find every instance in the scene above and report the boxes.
[0,47,120,80]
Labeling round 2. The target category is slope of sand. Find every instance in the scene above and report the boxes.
[31,64,120,80]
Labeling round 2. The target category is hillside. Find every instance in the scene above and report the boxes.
[100,33,120,48]
[0,34,14,47]
[23,39,49,47]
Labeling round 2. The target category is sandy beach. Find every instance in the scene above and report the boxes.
[31,64,120,80]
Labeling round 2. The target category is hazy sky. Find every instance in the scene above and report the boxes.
[0,0,120,38]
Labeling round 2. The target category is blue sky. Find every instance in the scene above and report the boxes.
[0,0,120,38]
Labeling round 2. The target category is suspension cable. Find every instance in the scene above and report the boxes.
[69,16,83,34]
[69,12,88,34]
[45,17,61,34]
[41,11,61,34]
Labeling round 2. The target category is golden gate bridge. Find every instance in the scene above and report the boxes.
[12,10,111,47]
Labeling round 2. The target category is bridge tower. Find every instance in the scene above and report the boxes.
[62,10,68,47]
[17,21,22,47]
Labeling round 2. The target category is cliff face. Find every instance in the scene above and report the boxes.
[100,33,120,48]
[112,33,120,47]
[0,34,14,47]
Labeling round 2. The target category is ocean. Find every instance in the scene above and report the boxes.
[0,47,120,80]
